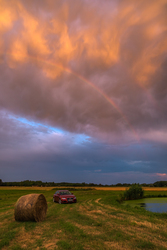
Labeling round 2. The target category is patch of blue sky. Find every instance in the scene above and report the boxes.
[8,114,64,134]
[73,134,91,144]
[127,160,150,166]
[7,112,91,143]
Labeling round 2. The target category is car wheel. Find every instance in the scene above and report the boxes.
[53,198,55,202]
[59,199,62,204]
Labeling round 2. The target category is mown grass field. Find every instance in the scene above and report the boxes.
[1,187,167,250]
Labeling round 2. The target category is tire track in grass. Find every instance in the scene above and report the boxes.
[76,198,167,250]
[95,198,101,203]
[64,200,111,249]
[105,214,167,250]
[75,199,132,249]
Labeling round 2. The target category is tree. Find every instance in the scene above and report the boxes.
[0,179,2,186]
[123,183,144,200]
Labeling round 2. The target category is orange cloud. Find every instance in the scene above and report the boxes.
[156,173,167,177]
[0,0,16,32]
[0,0,166,141]
[1,0,165,87]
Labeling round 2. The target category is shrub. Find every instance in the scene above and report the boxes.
[123,183,144,200]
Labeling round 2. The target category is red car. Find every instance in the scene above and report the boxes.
[53,190,77,204]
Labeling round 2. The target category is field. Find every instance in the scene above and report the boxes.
[1,187,167,250]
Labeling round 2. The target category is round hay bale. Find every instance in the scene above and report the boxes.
[14,193,47,222]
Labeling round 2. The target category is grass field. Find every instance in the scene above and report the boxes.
[1,187,167,250]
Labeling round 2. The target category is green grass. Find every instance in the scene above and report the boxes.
[1,188,167,249]
[135,240,156,249]
[0,230,17,249]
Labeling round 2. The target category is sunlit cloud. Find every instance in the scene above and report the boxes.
[156,173,167,177]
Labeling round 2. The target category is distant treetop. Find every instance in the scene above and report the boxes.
[0,180,167,187]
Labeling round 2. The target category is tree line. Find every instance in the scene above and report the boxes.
[0,179,167,187]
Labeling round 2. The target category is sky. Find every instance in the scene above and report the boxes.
[0,0,167,184]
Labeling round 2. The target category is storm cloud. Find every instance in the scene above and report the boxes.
[0,0,167,183]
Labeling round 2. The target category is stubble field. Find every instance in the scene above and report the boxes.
[1,187,167,250]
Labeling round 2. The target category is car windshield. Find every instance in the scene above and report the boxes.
[60,191,71,195]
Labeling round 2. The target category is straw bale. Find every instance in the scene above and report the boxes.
[14,193,47,222]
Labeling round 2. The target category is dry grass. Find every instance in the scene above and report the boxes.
[1,186,167,191]
[0,186,54,191]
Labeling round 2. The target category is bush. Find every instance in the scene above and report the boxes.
[123,183,144,200]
